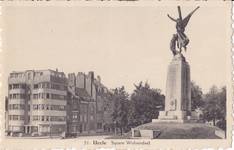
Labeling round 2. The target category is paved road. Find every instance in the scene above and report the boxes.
[5,135,112,139]
[76,135,111,139]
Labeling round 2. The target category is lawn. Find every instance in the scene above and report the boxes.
[107,122,223,139]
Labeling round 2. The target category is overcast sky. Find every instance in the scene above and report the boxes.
[2,3,231,95]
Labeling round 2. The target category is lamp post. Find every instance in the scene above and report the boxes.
[114,121,117,136]
[49,122,51,138]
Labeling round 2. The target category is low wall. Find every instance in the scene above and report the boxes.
[131,129,161,139]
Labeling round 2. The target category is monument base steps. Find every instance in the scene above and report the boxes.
[152,110,198,123]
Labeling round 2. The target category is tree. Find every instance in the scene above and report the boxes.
[191,81,204,110]
[130,82,165,126]
[111,86,129,135]
[202,86,226,129]
[216,87,226,131]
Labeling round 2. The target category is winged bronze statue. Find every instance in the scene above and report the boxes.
[168,6,199,56]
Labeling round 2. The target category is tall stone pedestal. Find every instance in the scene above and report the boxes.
[152,53,195,123]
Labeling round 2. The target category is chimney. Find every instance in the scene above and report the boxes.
[88,71,94,80]
[76,72,86,89]
[97,75,101,83]
[68,73,76,87]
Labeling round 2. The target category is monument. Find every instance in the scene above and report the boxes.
[152,6,200,123]
[132,6,225,139]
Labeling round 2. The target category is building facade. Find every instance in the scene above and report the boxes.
[67,72,97,135]
[67,71,114,135]
[7,69,67,136]
[6,69,114,137]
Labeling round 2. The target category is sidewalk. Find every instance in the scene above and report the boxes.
[5,135,111,139]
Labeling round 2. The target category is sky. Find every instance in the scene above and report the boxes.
[2,4,231,95]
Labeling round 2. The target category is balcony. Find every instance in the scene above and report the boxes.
[31,110,66,116]
[8,77,26,84]
[9,89,25,94]
[32,99,66,105]
[8,99,25,104]
[31,120,66,126]
[32,88,67,96]
[9,120,25,126]
[8,110,25,115]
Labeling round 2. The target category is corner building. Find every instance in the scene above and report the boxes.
[7,69,67,136]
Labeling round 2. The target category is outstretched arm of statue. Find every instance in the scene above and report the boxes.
[189,6,200,16]
[182,6,200,28]
[167,14,177,22]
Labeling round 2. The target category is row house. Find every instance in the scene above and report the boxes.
[67,71,114,135]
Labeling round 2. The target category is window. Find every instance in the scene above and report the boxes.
[50,83,66,91]
[20,94,25,99]
[80,107,84,113]
[32,126,38,132]
[46,105,50,110]
[41,83,46,88]
[97,123,102,129]
[33,105,38,110]
[84,115,87,122]
[13,104,19,109]
[13,94,16,99]
[15,94,20,99]
[13,84,19,89]
[50,116,65,122]
[84,124,86,131]
[59,105,65,110]
[41,93,45,99]
[33,116,39,121]
[33,94,38,99]
[19,116,24,120]
[20,84,26,89]
[46,116,49,121]
[12,126,24,132]
[13,115,18,120]
[38,83,42,88]
[90,105,95,114]
[46,93,50,99]
[51,94,65,100]
[41,116,44,121]
[34,84,39,89]
[16,104,24,109]
[72,112,78,119]
[72,126,77,132]
[90,115,94,121]
[46,83,50,88]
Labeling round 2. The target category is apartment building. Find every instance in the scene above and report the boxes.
[6,69,114,137]
[7,69,67,136]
